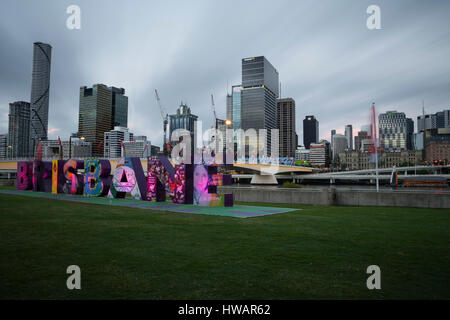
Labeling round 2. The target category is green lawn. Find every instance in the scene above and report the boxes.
[0,192,449,299]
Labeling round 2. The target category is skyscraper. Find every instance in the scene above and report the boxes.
[169,103,198,153]
[29,42,52,156]
[226,92,233,123]
[379,111,413,152]
[277,98,296,157]
[231,85,242,130]
[332,134,347,162]
[355,130,369,151]
[104,126,133,158]
[406,118,414,150]
[241,56,279,152]
[8,101,31,158]
[78,84,128,157]
[435,110,450,128]
[330,130,336,144]
[0,134,7,159]
[110,87,128,127]
[78,84,113,157]
[418,110,450,132]
[303,115,319,149]
[169,103,198,138]
[417,114,437,132]
[345,125,353,150]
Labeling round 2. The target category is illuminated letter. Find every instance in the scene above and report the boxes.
[63,159,84,195]
[52,160,65,194]
[84,158,111,197]
[32,161,52,192]
[17,161,33,190]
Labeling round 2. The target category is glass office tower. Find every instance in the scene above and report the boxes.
[8,101,31,158]
[110,87,128,128]
[78,84,113,157]
[379,111,414,151]
[241,56,279,153]
[231,85,242,130]
[303,115,319,149]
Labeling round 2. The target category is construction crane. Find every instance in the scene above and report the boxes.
[155,89,169,155]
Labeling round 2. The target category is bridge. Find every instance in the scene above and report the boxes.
[231,165,449,185]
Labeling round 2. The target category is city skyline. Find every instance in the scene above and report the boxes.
[1,0,450,147]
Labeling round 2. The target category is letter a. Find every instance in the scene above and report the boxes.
[366,265,381,289]
[366,5,381,30]
[66,265,81,289]
[66,5,81,30]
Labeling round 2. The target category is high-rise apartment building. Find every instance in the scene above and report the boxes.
[332,134,347,162]
[29,42,52,156]
[345,125,353,150]
[277,98,296,158]
[241,56,279,152]
[8,101,31,158]
[303,115,319,149]
[379,111,413,151]
[104,126,133,158]
[0,134,7,159]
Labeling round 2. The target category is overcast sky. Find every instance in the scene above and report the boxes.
[1,0,449,146]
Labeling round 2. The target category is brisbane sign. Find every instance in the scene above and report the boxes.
[17,156,233,207]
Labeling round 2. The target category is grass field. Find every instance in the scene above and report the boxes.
[0,190,449,299]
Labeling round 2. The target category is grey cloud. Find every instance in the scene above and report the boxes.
[0,0,449,146]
